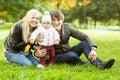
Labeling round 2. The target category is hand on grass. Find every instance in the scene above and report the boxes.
[88,50,97,62]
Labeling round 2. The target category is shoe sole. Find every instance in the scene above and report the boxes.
[104,59,115,69]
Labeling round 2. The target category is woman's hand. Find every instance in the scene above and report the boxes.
[36,34,44,42]
[88,50,97,62]
[34,49,47,57]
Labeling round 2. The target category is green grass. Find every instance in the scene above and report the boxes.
[0,23,120,80]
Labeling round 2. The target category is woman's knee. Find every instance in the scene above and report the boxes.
[6,53,33,66]
[15,55,33,66]
[22,60,32,66]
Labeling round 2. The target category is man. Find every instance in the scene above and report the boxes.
[50,10,115,70]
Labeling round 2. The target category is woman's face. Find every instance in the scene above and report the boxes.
[29,14,40,28]
[52,17,63,31]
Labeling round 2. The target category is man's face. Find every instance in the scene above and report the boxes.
[52,17,63,30]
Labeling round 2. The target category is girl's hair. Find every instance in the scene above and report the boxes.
[50,10,64,21]
[21,9,41,43]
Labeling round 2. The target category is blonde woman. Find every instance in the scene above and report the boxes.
[4,9,47,66]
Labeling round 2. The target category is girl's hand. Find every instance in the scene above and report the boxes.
[54,40,60,45]
[36,34,44,42]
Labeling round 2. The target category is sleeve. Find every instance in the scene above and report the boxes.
[9,22,27,51]
[68,24,97,48]
[30,27,41,40]
[53,28,60,41]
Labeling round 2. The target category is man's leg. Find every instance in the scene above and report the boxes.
[55,52,84,65]
[71,41,115,70]
[70,41,101,63]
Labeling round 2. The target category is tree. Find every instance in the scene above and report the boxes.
[0,0,77,22]
[0,0,34,22]
[64,0,120,28]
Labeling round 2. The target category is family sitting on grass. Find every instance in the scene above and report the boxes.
[4,9,115,70]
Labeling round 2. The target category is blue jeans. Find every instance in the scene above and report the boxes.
[55,41,101,65]
[55,52,84,65]
[4,51,39,66]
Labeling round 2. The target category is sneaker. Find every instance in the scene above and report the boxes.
[37,64,45,68]
[97,58,115,70]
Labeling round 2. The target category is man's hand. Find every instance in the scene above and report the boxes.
[88,50,97,62]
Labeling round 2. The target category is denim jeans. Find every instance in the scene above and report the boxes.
[4,51,39,66]
[55,52,83,65]
[70,41,101,63]
[55,41,101,65]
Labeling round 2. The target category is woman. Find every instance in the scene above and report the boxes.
[50,10,115,70]
[4,9,46,66]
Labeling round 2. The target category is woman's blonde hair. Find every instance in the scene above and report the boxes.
[21,9,41,43]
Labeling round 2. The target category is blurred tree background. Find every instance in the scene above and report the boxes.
[0,0,120,28]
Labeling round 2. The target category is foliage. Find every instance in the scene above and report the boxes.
[0,0,120,27]
[40,0,77,10]
[0,0,36,22]
[64,0,120,27]
[0,0,77,22]
[0,24,120,80]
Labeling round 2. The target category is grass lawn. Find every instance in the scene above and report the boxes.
[0,23,120,80]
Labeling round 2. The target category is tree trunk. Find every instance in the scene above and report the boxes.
[94,20,97,28]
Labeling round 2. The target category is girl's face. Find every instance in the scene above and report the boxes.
[42,22,51,29]
[52,17,63,31]
[29,14,40,28]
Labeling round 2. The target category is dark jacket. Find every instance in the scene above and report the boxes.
[54,23,97,54]
[4,21,27,53]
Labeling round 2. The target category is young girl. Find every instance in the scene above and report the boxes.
[29,11,60,68]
